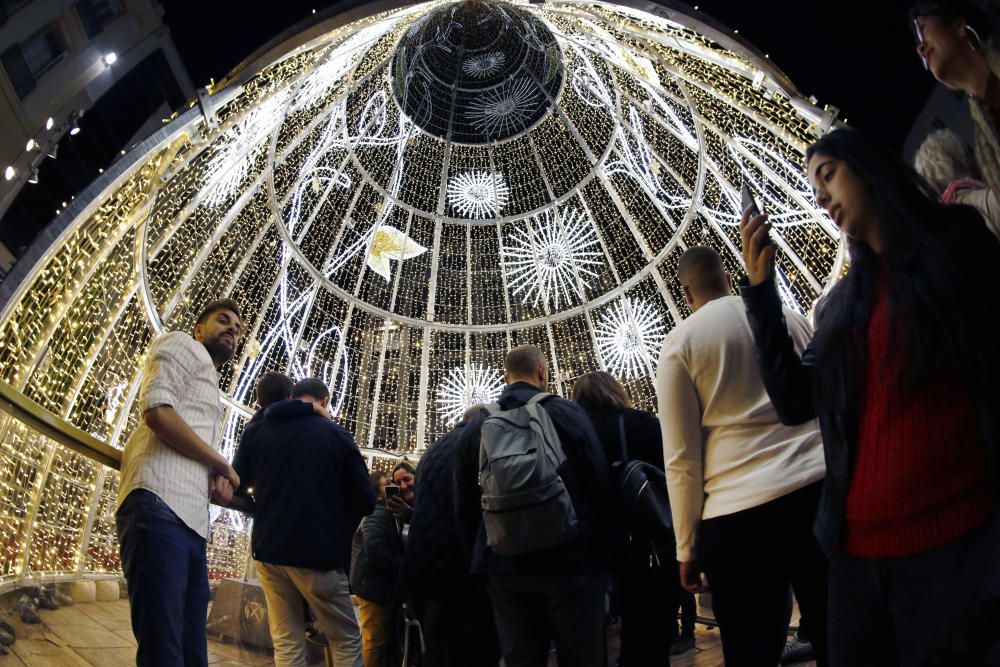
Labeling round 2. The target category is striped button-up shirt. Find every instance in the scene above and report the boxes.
[117,331,224,539]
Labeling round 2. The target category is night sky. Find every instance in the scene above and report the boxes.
[160,0,934,150]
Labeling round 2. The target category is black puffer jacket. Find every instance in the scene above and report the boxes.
[397,423,468,599]
[453,382,613,575]
[350,501,403,603]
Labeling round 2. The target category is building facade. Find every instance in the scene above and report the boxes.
[0,0,194,271]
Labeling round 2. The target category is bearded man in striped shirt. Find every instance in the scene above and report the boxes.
[116,298,243,667]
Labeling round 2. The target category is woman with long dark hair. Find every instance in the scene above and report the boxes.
[740,127,1000,665]
[572,371,680,666]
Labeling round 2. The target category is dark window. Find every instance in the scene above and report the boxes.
[20,25,66,77]
[2,24,64,99]
[1,44,35,97]
[76,0,123,38]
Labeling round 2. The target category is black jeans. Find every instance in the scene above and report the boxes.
[420,584,500,667]
[487,572,607,667]
[618,546,680,666]
[116,489,209,667]
[828,511,1000,667]
[699,482,828,667]
[678,590,696,637]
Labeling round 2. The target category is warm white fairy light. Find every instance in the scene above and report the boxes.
[291,23,392,110]
[594,299,667,379]
[447,171,510,218]
[605,105,691,210]
[435,364,504,425]
[502,208,604,308]
[203,92,288,207]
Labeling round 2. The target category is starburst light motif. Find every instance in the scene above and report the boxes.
[462,51,506,78]
[502,208,604,308]
[594,299,667,380]
[446,171,510,218]
[436,364,504,425]
[467,77,541,137]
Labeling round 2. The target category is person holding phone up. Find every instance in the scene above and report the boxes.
[350,462,416,667]
[739,128,1000,666]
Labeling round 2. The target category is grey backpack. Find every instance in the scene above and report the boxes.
[478,392,579,556]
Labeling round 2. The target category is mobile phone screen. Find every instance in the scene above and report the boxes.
[741,183,760,217]
[741,183,771,246]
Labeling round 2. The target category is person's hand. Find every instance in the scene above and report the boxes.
[739,205,778,286]
[210,475,234,505]
[680,560,708,594]
[386,495,413,522]
[214,461,240,490]
[312,402,331,419]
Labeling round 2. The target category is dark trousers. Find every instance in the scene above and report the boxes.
[828,512,1000,667]
[487,572,606,667]
[699,482,828,667]
[618,548,679,666]
[677,590,696,638]
[116,489,209,667]
[421,585,501,667]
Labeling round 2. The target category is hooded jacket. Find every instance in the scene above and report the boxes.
[232,399,375,570]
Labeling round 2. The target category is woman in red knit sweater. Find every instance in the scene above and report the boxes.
[739,128,1000,666]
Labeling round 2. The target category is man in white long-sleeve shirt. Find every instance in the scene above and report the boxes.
[656,246,828,667]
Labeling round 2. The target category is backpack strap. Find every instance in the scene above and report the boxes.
[482,403,502,415]
[618,413,630,462]
[526,391,553,406]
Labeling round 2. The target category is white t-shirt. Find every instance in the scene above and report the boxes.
[656,295,825,562]
[117,331,223,539]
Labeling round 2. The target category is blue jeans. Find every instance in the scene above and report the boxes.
[116,489,209,667]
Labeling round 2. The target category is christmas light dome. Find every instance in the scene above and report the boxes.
[0,0,842,582]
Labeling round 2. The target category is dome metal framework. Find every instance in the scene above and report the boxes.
[0,0,842,584]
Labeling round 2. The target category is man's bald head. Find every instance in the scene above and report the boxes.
[504,345,548,389]
[677,246,731,311]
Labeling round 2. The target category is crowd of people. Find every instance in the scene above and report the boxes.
[110,1,1000,665]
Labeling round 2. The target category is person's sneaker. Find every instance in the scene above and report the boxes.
[669,635,696,655]
[780,636,817,664]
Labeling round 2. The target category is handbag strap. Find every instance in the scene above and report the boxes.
[618,413,630,462]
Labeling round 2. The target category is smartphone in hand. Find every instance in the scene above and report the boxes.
[741,183,771,247]
[384,485,401,502]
